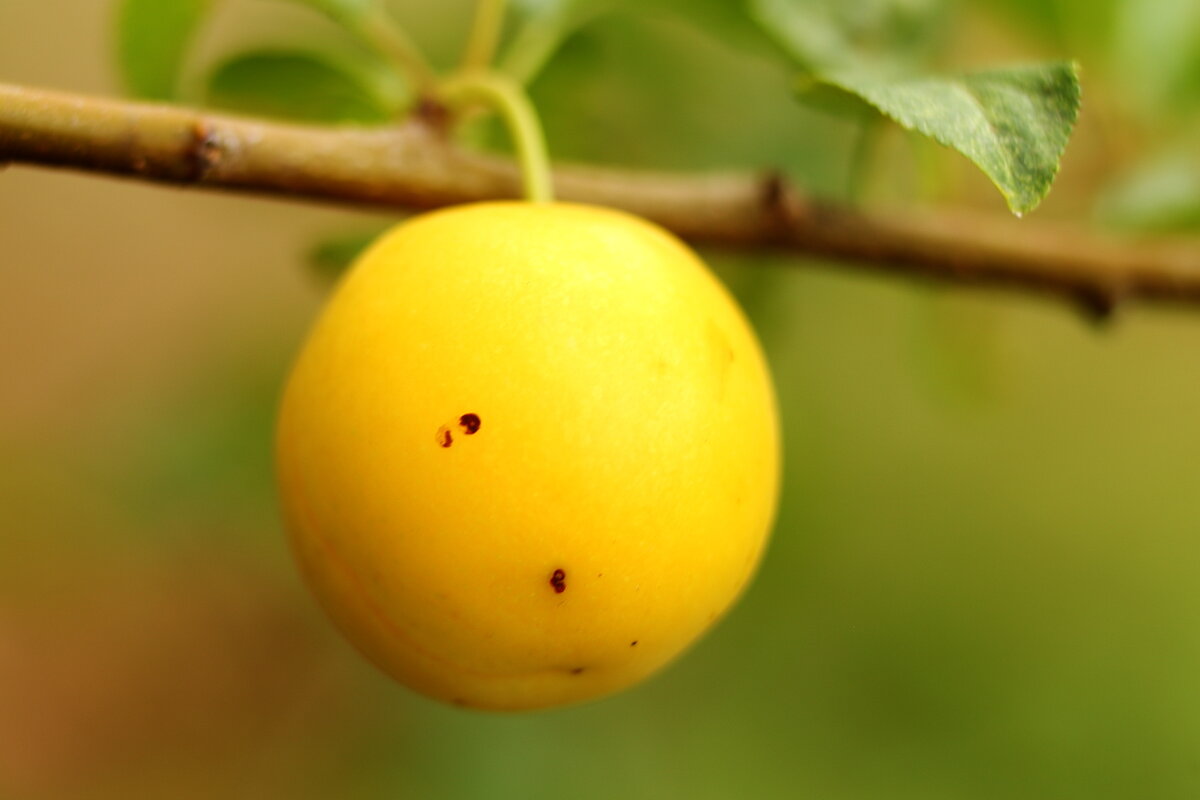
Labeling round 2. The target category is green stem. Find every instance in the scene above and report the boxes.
[439,71,554,203]
[910,130,949,204]
[351,2,437,93]
[462,0,508,72]
[846,113,882,204]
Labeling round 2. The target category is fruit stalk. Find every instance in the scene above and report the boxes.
[437,71,554,204]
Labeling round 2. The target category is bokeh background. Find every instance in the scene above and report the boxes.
[3,1,1200,798]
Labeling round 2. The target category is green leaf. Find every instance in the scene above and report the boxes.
[818,63,1081,215]
[205,50,396,123]
[115,0,214,99]
[751,0,1079,214]
[791,73,875,118]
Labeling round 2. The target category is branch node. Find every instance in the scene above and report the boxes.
[761,169,785,209]
[1074,285,1123,325]
[413,96,453,136]
[759,169,803,242]
[188,121,222,182]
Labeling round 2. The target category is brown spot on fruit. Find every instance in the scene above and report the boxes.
[570,667,585,675]
[458,413,481,434]
[550,569,566,593]
[436,426,453,448]
[630,641,638,647]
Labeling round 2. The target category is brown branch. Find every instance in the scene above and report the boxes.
[2,81,1198,317]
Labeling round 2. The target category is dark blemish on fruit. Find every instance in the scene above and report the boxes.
[630,641,638,647]
[459,413,481,434]
[550,568,566,593]
[570,667,585,675]
[436,426,453,448]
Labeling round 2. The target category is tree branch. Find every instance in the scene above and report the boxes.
[2,81,1197,317]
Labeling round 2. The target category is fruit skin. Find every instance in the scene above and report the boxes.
[276,201,780,711]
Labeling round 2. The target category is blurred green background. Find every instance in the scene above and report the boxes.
[2,0,1200,798]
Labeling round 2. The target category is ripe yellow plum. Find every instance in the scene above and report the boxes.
[276,202,780,710]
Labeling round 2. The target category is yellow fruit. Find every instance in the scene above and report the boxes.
[276,202,779,711]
